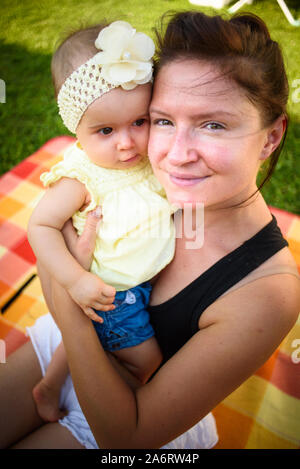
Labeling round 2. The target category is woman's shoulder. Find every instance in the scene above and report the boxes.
[200,251,300,336]
[224,245,299,294]
[257,251,300,326]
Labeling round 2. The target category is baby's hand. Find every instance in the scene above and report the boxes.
[67,271,116,323]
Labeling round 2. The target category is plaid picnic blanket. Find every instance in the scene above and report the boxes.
[0,136,299,448]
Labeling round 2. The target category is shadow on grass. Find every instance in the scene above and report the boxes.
[0,40,71,175]
[284,0,300,10]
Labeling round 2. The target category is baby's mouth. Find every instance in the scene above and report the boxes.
[122,154,140,163]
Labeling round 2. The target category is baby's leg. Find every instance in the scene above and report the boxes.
[112,337,162,384]
[32,341,69,422]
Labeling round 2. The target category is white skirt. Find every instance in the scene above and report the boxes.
[27,314,218,450]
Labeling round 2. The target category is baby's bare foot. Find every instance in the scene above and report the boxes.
[33,380,66,422]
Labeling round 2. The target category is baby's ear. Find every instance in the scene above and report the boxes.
[259,115,287,161]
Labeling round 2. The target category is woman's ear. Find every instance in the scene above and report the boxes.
[260,115,287,161]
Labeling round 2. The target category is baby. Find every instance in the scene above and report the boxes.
[28,21,175,422]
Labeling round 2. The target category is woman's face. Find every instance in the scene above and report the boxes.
[148,60,277,210]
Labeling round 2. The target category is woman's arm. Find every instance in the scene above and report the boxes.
[37,210,142,395]
[53,271,300,448]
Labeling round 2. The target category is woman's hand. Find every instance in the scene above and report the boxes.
[61,208,101,271]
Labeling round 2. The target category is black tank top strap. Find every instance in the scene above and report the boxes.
[149,215,288,364]
[189,214,288,333]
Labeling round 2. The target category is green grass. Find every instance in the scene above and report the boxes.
[0,0,299,213]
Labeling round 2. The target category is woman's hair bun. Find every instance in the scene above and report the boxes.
[230,13,271,40]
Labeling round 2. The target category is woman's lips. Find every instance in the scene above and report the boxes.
[169,174,209,187]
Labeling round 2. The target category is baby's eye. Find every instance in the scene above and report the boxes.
[98,127,113,135]
[133,118,146,127]
[205,122,225,131]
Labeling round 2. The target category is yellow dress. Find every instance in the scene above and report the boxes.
[41,142,175,291]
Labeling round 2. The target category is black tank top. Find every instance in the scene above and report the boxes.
[148,216,288,364]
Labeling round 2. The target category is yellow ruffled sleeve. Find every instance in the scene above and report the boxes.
[40,144,99,215]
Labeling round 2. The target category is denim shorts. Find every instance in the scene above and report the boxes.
[92,282,155,352]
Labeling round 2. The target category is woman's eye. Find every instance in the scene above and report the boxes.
[205,122,225,131]
[98,127,113,135]
[153,119,173,126]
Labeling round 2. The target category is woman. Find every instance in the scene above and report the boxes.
[1,11,299,449]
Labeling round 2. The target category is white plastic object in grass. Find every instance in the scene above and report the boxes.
[228,0,300,26]
[188,0,231,8]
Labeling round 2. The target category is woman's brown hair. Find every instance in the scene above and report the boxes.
[154,11,289,193]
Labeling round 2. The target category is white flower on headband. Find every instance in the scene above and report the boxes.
[93,21,155,90]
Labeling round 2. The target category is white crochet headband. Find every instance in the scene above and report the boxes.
[57,21,155,133]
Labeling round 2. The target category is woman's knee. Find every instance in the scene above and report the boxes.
[0,341,44,448]
[10,422,85,449]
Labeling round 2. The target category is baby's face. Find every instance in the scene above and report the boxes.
[76,84,151,169]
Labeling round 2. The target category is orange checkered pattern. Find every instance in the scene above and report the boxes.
[0,137,299,448]
[0,137,74,354]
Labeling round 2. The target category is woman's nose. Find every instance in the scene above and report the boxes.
[167,133,198,165]
[117,131,134,151]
